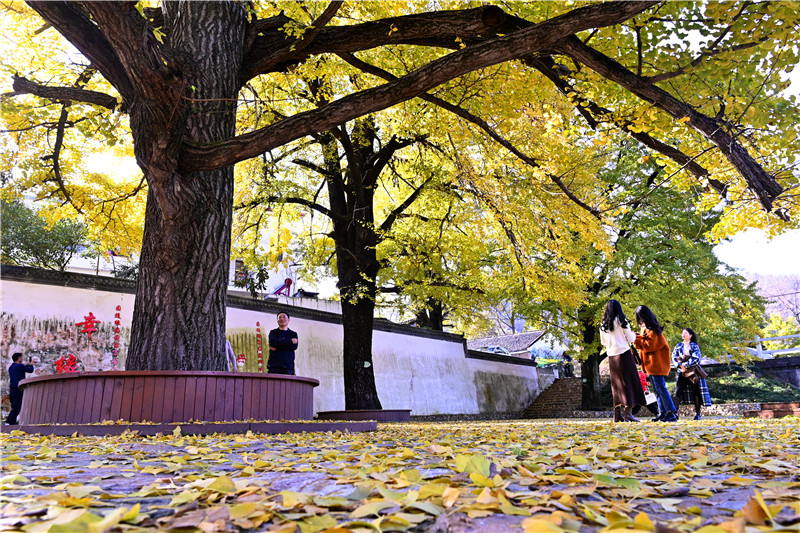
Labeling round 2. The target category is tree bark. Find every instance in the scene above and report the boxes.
[125,3,247,370]
[332,187,383,410]
[340,297,382,410]
[578,307,605,409]
[414,299,446,331]
[314,123,383,409]
[580,352,605,410]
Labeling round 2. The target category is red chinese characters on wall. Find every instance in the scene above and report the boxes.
[112,305,122,370]
[55,354,79,373]
[256,321,264,372]
[76,312,101,340]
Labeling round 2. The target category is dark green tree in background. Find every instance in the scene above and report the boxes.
[525,143,766,408]
[1,199,88,271]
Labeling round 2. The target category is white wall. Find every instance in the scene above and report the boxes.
[1,271,542,416]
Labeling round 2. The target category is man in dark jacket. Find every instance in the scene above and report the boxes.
[5,352,34,425]
[267,312,299,375]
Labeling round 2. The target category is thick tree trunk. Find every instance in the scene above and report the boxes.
[126,169,235,371]
[125,3,246,370]
[320,121,386,410]
[341,297,382,410]
[333,202,384,407]
[415,299,445,331]
[580,352,605,410]
[336,240,382,410]
[578,307,605,409]
[429,299,445,331]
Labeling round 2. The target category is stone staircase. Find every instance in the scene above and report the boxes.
[743,402,800,419]
[522,378,582,419]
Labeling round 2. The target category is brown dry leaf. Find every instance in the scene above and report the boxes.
[739,492,771,525]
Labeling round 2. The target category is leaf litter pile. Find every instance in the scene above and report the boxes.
[1,418,798,532]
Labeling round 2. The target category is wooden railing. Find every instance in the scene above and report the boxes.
[738,334,800,358]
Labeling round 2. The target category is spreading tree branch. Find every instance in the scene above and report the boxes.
[379,280,485,295]
[26,1,134,101]
[455,181,528,274]
[241,5,521,82]
[339,52,602,218]
[292,158,336,180]
[244,13,292,56]
[646,39,768,83]
[41,105,82,213]
[527,56,729,198]
[254,1,343,70]
[557,35,784,213]
[83,2,175,104]
[182,1,655,171]
[10,74,122,111]
[379,175,435,234]
[265,195,347,223]
[645,2,763,83]
[363,136,421,189]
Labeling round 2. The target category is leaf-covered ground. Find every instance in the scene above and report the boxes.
[1,418,799,532]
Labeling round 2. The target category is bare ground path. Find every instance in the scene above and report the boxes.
[1,418,798,532]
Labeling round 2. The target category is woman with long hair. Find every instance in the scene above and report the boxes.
[633,305,678,422]
[599,300,646,422]
[672,327,712,420]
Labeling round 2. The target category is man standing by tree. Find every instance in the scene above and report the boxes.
[5,353,34,425]
[267,312,299,376]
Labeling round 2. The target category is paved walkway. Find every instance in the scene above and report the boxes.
[1,418,799,531]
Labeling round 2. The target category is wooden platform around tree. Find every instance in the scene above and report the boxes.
[18,371,319,425]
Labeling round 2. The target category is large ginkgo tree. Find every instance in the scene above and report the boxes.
[2,1,797,409]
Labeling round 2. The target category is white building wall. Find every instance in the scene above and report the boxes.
[1,270,542,416]
[372,330,477,414]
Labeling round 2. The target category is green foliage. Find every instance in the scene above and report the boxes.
[1,198,87,271]
[111,261,139,280]
[760,314,800,351]
[711,373,800,404]
[553,142,766,363]
[233,264,271,299]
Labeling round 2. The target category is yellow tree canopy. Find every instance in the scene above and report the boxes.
[1,1,797,384]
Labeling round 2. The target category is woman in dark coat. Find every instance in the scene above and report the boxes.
[599,300,646,422]
[672,327,712,420]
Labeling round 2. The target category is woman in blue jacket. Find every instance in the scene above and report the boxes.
[672,327,712,419]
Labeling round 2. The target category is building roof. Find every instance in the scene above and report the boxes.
[467,330,546,354]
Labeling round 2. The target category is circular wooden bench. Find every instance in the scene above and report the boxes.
[18,371,319,424]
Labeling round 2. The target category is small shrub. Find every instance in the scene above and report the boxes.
[710,374,800,404]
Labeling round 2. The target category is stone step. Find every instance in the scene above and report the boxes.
[522,378,582,419]
[743,408,800,419]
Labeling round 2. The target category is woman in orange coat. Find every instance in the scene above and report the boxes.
[634,305,678,422]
